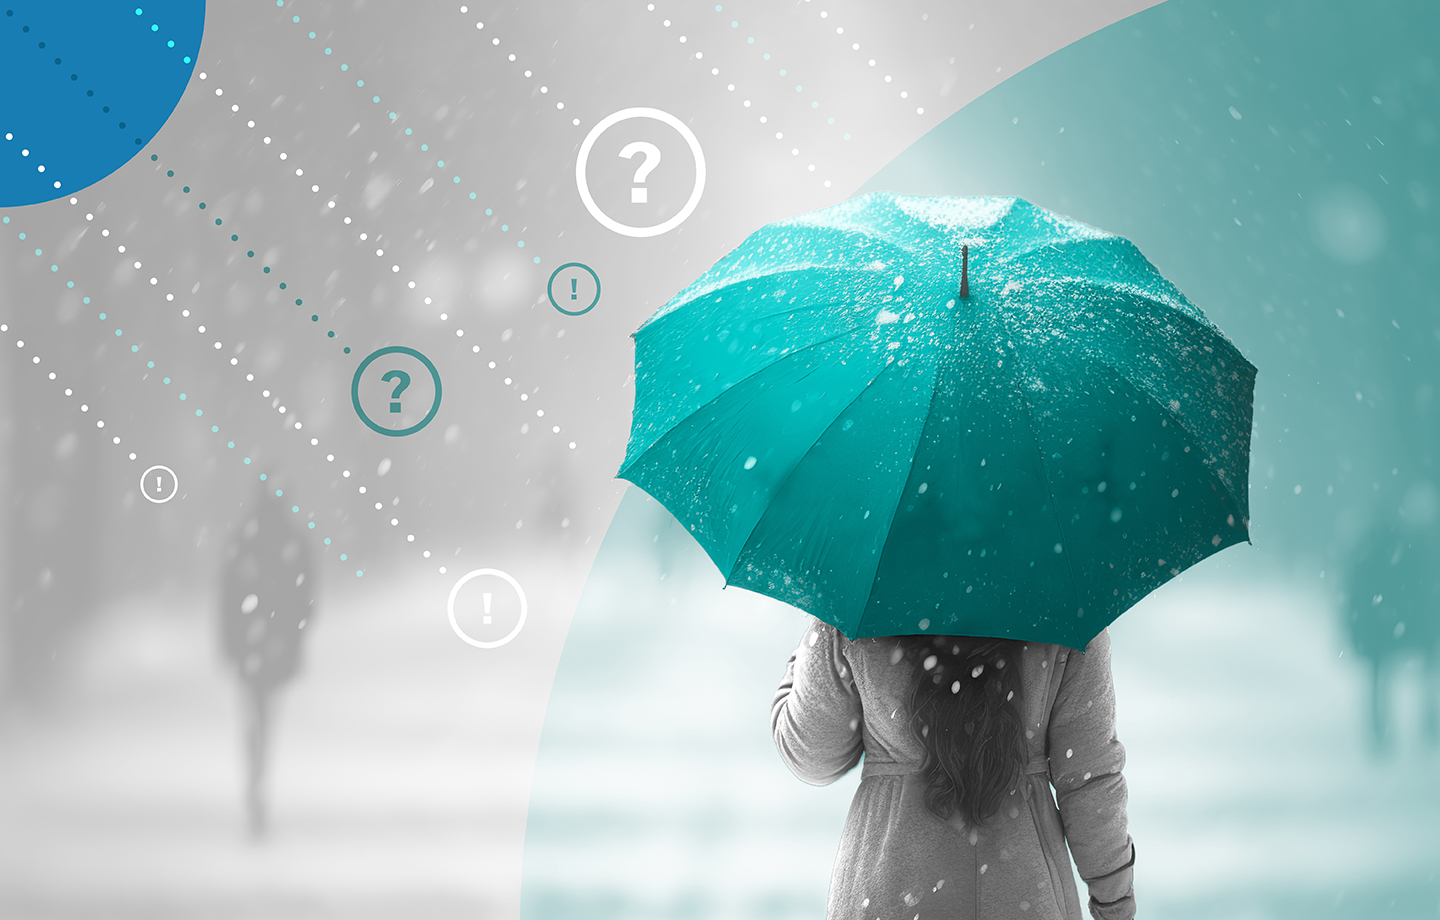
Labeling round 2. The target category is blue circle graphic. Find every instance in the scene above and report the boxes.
[0,1,205,206]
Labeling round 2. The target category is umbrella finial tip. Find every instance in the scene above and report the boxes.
[960,244,970,298]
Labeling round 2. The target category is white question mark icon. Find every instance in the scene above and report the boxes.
[619,141,661,204]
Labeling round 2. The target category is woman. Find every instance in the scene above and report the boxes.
[772,619,1136,920]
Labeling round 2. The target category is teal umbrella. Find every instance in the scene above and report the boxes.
[618,193,1255,650]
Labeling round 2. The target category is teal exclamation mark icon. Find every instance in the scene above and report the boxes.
[570,277,578,300]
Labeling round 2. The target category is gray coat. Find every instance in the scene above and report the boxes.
[772,618,1135,920]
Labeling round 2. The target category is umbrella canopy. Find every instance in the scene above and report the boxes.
[618,193,1255,650]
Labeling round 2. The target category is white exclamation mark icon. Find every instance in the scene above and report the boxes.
[156,476,163,493]
[482,592,493,625]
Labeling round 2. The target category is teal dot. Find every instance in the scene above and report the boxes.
[167,40,174,47]
[453,176,460,184]
[748,36,754,43]
[147,361,154,368]
[533,256,541,264]
[182,186,189,192]
[324,538,331,545]
[99,312,106,319]
[215,218,221,225]
[179,393,186,400]
[731,20,738,27]
[308,31,315,38]
[33,248,40,255]
[828,117,835,124]
[275,0,282,6]
[715,4,721,10]
[198,202,205,209]
[795,84,802,91]
[389,112,396,119]
[263,266,270,273]
[484,208,492,215]
[327,330,335,337]
[227,441,234,448]
[131,345,138,352]
[296,298,302,305]
[275,489,282,497]
[232,234,238,241]
[307,521,315,529]
[50,265,57,272]
[17,233,24,240]
[84,297,90,304]
[211,425,218,432]
[355,570,362,577]
[260,473,266,480]
[343,347,350,354]
[341,64,347,71]
[66,281,73,287]
[184,56,191,63]
[135,8,142,14]
[764,53,770,59]
[844,133,851,140]
[404,127,411,134]
[325,47,331,54]
[372,95,379,103]
[115,328,122,336]
[421,144,428,151]
[195,409,202,416]
[812,101,819,108]
[167,170,173,176]
[151,24,158,31]
[244,457,251,464]
[279,282,286,289]
[291,505,298,512]
[501,224,508,231]
[517,240,524,247]
[163,377,170,384]
[356,79,364,87]
[340,553,347,561]
[438,160,445,167]
[311,314,318,321]
[469,192,476,199]
[292,15,298,22]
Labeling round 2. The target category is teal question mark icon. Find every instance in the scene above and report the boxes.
[381,369,411,413]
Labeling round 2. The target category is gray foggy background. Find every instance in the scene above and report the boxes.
[0,1,1164,918]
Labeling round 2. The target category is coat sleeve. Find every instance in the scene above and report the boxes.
[771,618,864,785]
[1046,628,1137,920]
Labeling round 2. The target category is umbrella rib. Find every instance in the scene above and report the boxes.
[621,319,871,477]
[723,358,902,605]
[1000,315,1086,640]
[1090,354,1251,522]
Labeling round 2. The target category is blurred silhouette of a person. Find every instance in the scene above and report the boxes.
[219,485,316,839]
[1343,514,1440,753]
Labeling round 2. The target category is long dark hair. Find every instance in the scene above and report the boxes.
[897,634,1027,827]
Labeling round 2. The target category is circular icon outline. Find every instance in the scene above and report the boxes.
[140,465,179,504]
[447,568,529,649]
[351,346,442,437]
[546,262,603,316]
[575,107,706,238]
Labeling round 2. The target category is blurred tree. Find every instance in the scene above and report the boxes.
[218,485,316,839]
[1341,509,1440,753]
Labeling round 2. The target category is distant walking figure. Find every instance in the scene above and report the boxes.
[219,491,316,839]
[1343,521,1440,752]
[773,619,1136,920]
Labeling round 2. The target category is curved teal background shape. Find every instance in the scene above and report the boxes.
[522,1,1440,918]
[0,1,204,206]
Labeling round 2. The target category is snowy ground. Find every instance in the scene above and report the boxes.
[2,544,1437,920]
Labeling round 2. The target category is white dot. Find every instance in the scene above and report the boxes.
[408,281,416,289]
[743,100,750,107]
[295,168,303,176]
[113,436,120,444]
[102,229,109,236]
[213,342,222,349]
[407,534,415,542]
[129,452,136,459]
[568,441,576,449]
[456,329,464,337]
[392,264,399,272]
[96,420,104,428]
[390,518,398,525]
[344,216,351,224]
[69,197,77,205]
[118,245,126,253]
[917,107,924,115]
[472,345,479,353]
[246,374,254,381]
[150,277,158,285]
[439,311,447,319]
[198,325,206,333]
[326,454,334,461]
[540,85,548,93]
[727,83,734,90]
[230,357,238,365]
[328,201,336,208]
[231,104,239,112]
[166,293,174,301]
[247,120,255,127]
[263,390,270,397]
[215,88,223,96]
[263,136,271,144]
[86,213,93,220]
[31,356,39,364]
[311,184,319,192]
[279,152,287,160]
[852,42,859,50]
[199,72,207,79]
[343,470,351,477]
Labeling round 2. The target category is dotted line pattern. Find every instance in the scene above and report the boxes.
[5,208,370,578]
